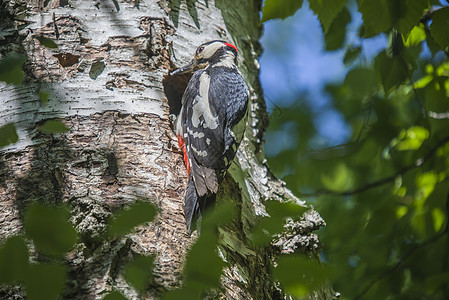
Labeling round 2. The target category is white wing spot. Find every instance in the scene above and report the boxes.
[191,145,208,157]
[187,127,205,138]
[192,73,219,129]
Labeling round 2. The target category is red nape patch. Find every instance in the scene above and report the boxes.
[224,42,238,52]
[177,135,191,177]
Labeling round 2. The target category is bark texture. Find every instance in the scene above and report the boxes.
[0,0,332,299]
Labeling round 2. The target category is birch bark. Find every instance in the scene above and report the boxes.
[0,0,330,298]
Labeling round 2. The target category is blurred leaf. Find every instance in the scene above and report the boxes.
[397,0,429,36]
[25,263,66,300]
[357,0,392,37]
[0,236,29,284]
[424,80,449,113]
[273,254,331,298]
[123,254,154,293]
[343,46,361,65]
[0,123,19,148]
[112,0,120,11]
[403,24,426,47]
[186,0,200,28]
[24,203,77,257]
[375,50,408,92]
[107,201,157,237]
[202,201,236,229]
[261,0,303,22]
[309,0,346,33]
[37,120,70,134]
[183,204,235,288]
[344,67,377,98]
[104,291,128,300]
[249,201,306,246]
[183,230,224,290]
[358,0,428,37]
[89,60,105,79]
[425,23,441,55]
[416,172,439,201]
[39,91,50,104]
[34,36,58,49]
[321,163,354,192]
[413,74,432,89]
[167,203,236,298]
[394,126,429,151]
[431,207,444,232]
[436,61,449,77]
[324,8,351,50]
[0,53,25,84]
[430,7,449,49]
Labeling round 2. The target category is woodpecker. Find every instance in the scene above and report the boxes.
[171,40,249,232]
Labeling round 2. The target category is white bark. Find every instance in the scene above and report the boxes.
[0,0,329,299]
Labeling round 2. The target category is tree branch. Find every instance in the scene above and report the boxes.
[301,135,449,197]
[354,189,449,299]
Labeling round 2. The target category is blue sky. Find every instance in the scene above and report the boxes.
[259,1,387,153]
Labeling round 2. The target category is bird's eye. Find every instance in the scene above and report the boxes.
[198,46,204,54]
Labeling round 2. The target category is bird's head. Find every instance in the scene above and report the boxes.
[171,40,238,75]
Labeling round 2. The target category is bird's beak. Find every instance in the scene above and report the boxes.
[170,59,198,76]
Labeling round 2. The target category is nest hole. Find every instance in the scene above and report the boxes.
[162,71,193,116]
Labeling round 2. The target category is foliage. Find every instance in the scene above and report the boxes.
[263,0,449,299]
[0,201,156,299]
[3,0,448,298]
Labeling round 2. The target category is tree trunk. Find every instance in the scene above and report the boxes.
[0,0,330,299]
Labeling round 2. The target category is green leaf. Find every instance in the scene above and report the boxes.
[34,36,58,49]
[343,46,362,65]
[430,7,449,49]
[162,285,201,300]
[25,263,66,300]
[344,67,377,98]
[431,207,445,232]
[358,0,428,37]
[397,0,429,36]
[37,120,70,133]
[324,8,351,50]
[112,0,120,11]
[309,0,346,33]
[107,201,157,237]
[273,254,331,298]
[123,254,154,292]
[24,203,77,257]
[0,123,19,148]
[173,203,236,296]
[39,91,50,104]
[375,50,408,92]
[424,80,449,113]
[182,204,235,290]
[357,0,392,37]
[89,60,105,79]
[321,163,354,192]
[104,291,129,300]
[413,74,432,89]
[0,236,29,284]
[261,0,304,22]
[403,23,426,47]
[395,126,429,151]
[202,201,236,229]
[0,53,25,85]
[183,230,224,290]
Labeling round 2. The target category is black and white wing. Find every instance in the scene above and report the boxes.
[182,67,248,197]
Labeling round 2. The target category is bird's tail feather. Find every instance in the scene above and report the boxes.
[184,176,216,234]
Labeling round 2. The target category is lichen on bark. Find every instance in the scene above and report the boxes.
[0,0,331,299]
